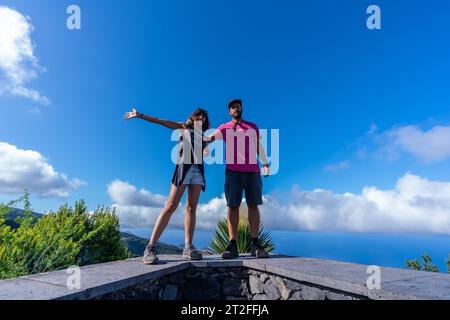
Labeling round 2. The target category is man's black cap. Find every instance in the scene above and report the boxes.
[228,99,242,109]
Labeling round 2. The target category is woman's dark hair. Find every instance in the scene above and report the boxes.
[187,108,211,131]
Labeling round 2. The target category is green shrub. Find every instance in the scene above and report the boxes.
[0,192,129,280]
[405,252,440,273]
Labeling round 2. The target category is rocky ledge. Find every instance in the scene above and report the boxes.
[0,254,449,300]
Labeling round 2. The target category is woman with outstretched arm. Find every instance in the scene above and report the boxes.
[124,107,210,265]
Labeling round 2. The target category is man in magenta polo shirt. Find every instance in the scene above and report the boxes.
[209,99,270,259]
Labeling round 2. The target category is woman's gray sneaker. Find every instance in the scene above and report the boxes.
[183,244,203,260]
[143,244,159,265]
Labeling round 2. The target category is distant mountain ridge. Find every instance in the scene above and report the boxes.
[3,208,43,229]
[2,208,182,255]
[120,232,182,256]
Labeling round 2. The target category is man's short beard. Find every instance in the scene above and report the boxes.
[233,112,242,120]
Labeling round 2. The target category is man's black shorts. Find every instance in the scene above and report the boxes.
[225,169,263,208]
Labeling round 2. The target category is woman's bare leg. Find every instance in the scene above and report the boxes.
[185,185,202,245]
[150,184,186,245]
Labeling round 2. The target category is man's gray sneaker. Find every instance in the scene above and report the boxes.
[143,244,159,265]
[221,243,239,259]
[183,244,203,261]
[250,243,269,259]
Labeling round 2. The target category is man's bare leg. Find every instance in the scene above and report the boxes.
[248,204,269,258]
[227,206,240,240]
[221,206,240,259]
[247,205,260,238]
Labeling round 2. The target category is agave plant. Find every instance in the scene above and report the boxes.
[209,204,275,254]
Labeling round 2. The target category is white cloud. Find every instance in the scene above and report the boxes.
[107,180,227,230]
[378,125,450,163]
[108,180,166,207]
[324,160,351,172]
[108,174,450,236]
[0,142,85,198]
[261,173,450,235]
[0,6,49,105]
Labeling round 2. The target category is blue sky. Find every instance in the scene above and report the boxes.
[1,0,450,250]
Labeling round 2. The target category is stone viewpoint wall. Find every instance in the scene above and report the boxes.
[0,255,449,300]
[98,267,365,300]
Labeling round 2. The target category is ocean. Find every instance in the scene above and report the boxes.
[125,228,450,273]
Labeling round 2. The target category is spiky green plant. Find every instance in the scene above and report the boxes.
[209,204,275,254]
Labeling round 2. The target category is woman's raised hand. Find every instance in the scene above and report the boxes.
[124,108,142,121]
[185,117,194,128]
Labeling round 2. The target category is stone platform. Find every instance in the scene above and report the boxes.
[0,254,449,300]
